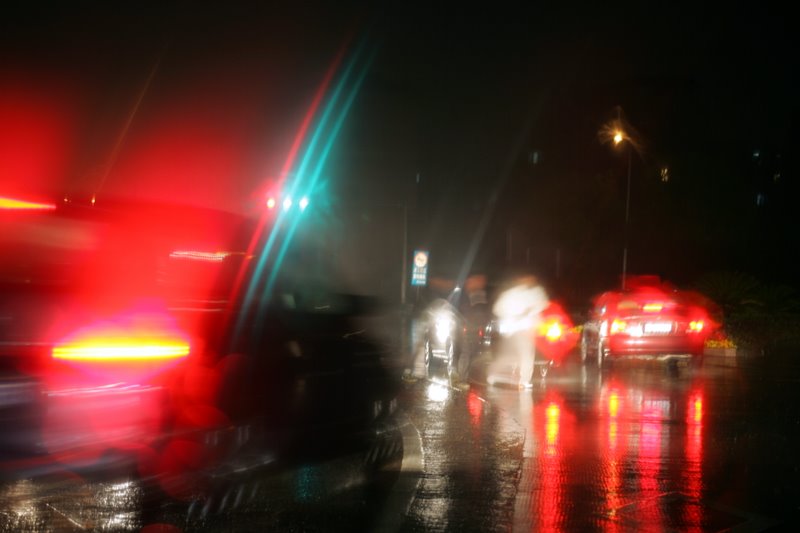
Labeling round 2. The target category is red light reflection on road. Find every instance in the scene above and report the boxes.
[683,390,705,529]
[598,381,708,530]
[531,393,571,532]
[600,386,627,528]
[689,391,703,425]
[608,388,621,419]
[467,390,483,428]
[545,402,560,457]
[639,418,661,492]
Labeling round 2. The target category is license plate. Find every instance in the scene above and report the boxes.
[644,322,672,334]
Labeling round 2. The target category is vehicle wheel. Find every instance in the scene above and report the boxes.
[424,339,432,378]
[539,362,550,378]
[457,347,471,383]
[579,334,589,363]
[597,340,606,369]
[446,341,456,383]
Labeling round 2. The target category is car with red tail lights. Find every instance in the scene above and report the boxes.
[0,196,400,493]
[580,277,713,368]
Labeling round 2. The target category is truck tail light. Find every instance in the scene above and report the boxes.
[52,310,191,363]
[53,338,189,362]
[0,195,57,211]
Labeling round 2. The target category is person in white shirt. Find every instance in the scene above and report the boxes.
[490,274,549,389]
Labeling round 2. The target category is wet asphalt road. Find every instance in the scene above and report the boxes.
[401,351,800,532]
[3,351,800,531]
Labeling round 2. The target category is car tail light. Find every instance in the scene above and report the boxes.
[688,320,704,333]
[53,338,189,362]
[642,302,663,313]
[0,195,57,211]
[52,310,191,363]
[610,319,627,335]
[535,302,577,363]
[542,321,563,342]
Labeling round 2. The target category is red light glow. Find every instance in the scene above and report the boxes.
[534,302,578,363]
[467,390,483,428]
[53,339,189,361]
[543,321,563,342]
[642,302,663,313]
[0,79,77,196]
[52,312,190,362]
[689,320,704,333]
[684,390,704,512]
[169,250,231,263]
[0,195,56,210]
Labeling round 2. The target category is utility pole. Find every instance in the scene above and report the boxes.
[622,145,632,290]
[400,204,408,305]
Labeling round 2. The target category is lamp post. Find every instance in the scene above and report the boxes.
[613,129,633,290]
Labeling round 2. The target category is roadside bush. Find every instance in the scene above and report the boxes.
[693,271,800,353]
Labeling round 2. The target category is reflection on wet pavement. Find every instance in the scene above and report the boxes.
[478,357,790,531]
[0,477,143,531]
[3,354,800,530]
[398,354,796,531]
[400,378,524,531]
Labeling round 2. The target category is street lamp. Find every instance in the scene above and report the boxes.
[601,110,638,290]
[616,130,633,290]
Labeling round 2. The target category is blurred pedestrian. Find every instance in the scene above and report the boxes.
[490,273,548,389]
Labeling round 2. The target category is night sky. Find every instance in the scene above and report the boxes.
[2,3,797,302]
